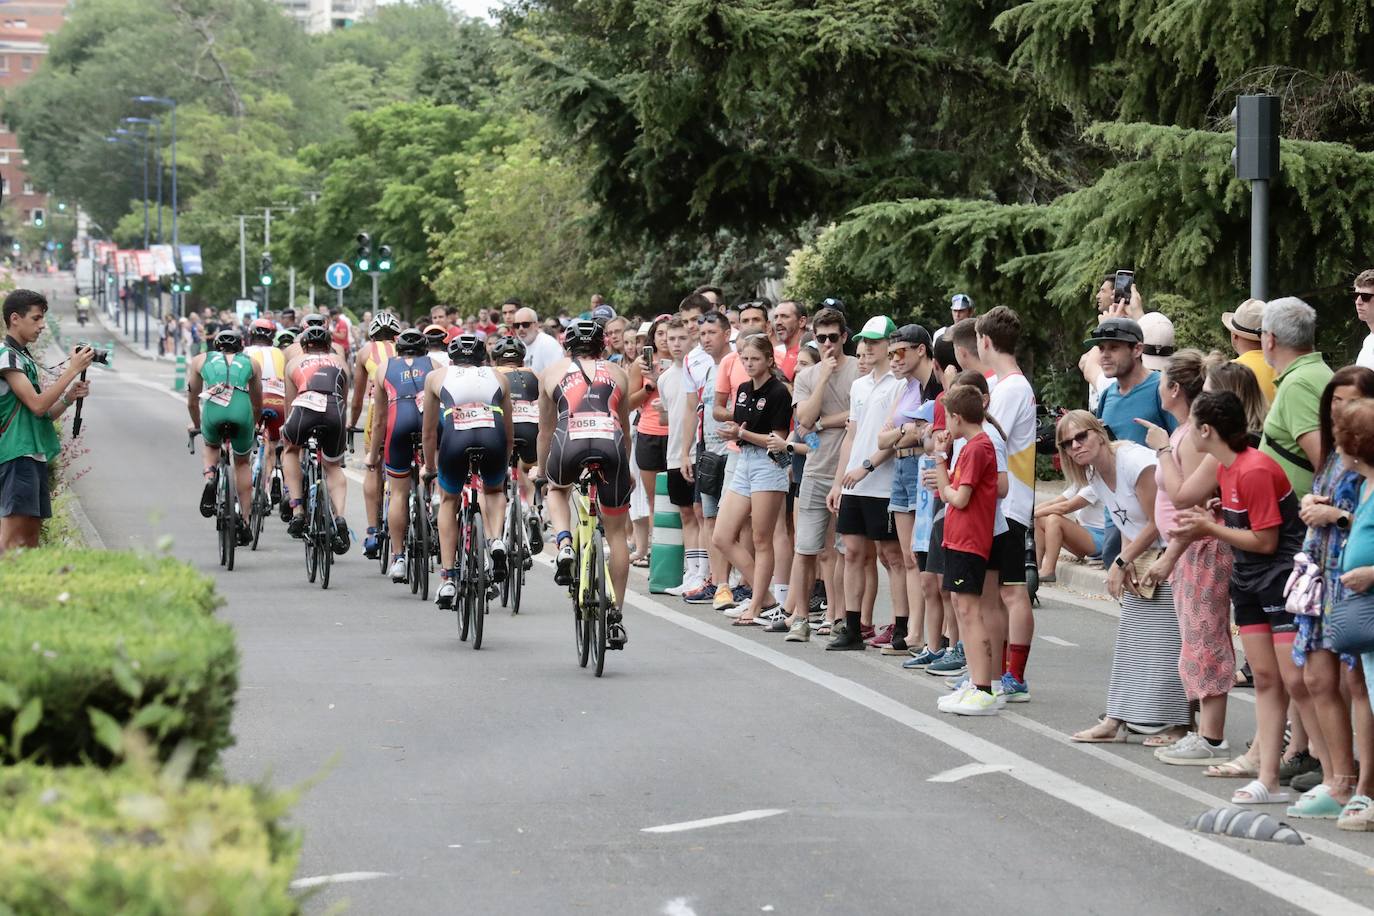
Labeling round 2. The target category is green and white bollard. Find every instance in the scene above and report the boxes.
[648,472,683,593]
[172,354,186,391]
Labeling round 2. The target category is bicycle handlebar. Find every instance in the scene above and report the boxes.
[187,429,200,453]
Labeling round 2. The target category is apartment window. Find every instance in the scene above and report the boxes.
[0,152,10,164]
[21,181,33,195]
[21,56,32,72]
[0,57,10,73]
[2,179,10,196]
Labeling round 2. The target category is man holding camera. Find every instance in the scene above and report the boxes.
[0,289,92,553]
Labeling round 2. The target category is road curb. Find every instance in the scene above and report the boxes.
[64,487,106,550]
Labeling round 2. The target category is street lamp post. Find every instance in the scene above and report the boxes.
[133,96,176,314]
[114,127,151,351]
[104,134,143,339]
[123,116,162,321]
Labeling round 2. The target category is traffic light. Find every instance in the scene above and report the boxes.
[169,274,190,294]
[355,232,372,273]
[56,202,66,212]
[378,245,393,272]
[260,252,274,287]
[32,208,44,227]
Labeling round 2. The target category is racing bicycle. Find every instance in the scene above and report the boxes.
[454,448,494,649]
[189,426,241,571]
[568,460,617,677]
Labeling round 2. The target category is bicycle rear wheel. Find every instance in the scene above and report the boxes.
[470,508,485,650]
[317,481,332,590]
[250,455,266,551]
[591,533,608,677]
[378,488,391,576]
[501,495,517,608]
[222,457,237,572]
[457,515,471,641]
[407,492,421,595]
[416,492,431,602]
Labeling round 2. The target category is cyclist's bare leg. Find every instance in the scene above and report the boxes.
[479,486,507,544]
[546,484,572,538]
[437,488,460,569]
[281,444,304,515]
[364,463,382,530]
[323,461,348,517]
[232,453,252,524]
[387,473,412,557]
[201,442,221,479]
[603,509,631,609]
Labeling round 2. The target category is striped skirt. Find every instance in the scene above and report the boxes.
[1105,582,1192,727]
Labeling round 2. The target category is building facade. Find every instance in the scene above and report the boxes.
[275,0,375,34]
[0,2,68,226]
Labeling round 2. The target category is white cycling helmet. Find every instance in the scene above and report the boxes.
[368,310,401,339]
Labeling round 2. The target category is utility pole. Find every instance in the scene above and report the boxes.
[238,216,247,298]
[263,207,271,313]
[1232,95,1280,301]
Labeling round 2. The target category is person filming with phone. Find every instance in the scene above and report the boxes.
[0,289,93,553]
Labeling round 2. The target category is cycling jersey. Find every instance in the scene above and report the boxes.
[436,365,508,492]
[200,352,256,456]
[501,366,540,465]
[381,354,435,476]
[359,340,396,453]
[427,349,451,369]
[284,355,348,462]
[547,358,632,513]
[245,344,286,439]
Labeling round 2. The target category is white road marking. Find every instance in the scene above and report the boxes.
[662,899,698,916]
[642,809,786,834]
[609,578,1373,915]
[927,763,1013,783]
[289,871,391,890]
[1038,635,1077,647]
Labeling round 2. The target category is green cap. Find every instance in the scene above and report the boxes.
[853,316,897,340]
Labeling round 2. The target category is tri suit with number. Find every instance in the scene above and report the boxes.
[283,355,348,462]
[200,351,257,456]
[503,366,540,466]
[382,354,435,476]
[245,343,286,440]
[436,364,508,491]
[547,358,632,513]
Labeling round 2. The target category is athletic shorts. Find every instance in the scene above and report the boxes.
[1233,584,1298,636]
[943,548,988,595]
[383,398,423,477]
[915,551,928,573]
[795,473,835,556]
[437,424,509,493]
[989,518,1029,586]
[667,467,695,508]
[728,445,789,497]
[283,396,347,464]
[926,514,947,576]
[836,494,896,541]
[889,455,923,513]
[512,422,538,466]
[202,398,257,457]
[635,430,668,473]
[548,425,632,515]
[0,456,50,519]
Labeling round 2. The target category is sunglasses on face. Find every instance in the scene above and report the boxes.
[512,321,534,329]
[888,346,910,359]
[814,332,842,344]
[1357,292,1374,303]
[1058,429,1093,450]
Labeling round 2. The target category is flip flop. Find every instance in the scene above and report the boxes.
[1205,754,1259,779]
[731,617,757,627]
[1071,721,1127,743]
[1287,785,1344,819]
[630,555,650,568]
[1231,779,1291,805]
[1143,731,1184,748]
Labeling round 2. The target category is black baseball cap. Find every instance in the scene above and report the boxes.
[1084,316,1144,347]
[891,323,932,351]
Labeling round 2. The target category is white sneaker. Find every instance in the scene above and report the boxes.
[435,579,456,609]
[1156,732,1231,765]
[947,688,1002,716]
[728,568,743,588]
[666,575,701,597]
[721,605,744,619]
[389,555,407,583]
[938,684,975,713]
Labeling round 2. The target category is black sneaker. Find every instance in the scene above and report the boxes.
[287,513,306,538]
[199,471,217,518]
[826,629,866,651]
[607,608,627,649]
[236,517,252,546]
[527,516,544,555]
[332,517,351,555]
[270,476,282,506]
[279,495,293,524]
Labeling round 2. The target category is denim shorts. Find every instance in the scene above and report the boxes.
[889,455,923,513]
[728,445,789,497]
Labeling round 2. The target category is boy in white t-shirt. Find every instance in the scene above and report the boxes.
[659,319,703,595]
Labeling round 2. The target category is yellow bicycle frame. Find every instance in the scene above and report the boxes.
[571,483,618,608]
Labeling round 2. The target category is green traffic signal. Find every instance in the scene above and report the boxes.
[357,257,371,272]
[261,274,273,287]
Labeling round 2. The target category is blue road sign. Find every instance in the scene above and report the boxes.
[325,262,353,290]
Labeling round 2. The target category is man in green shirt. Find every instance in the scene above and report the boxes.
[0,289,93,552]
[1260,297,1332,496]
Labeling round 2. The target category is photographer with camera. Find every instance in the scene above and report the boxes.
[0,289,93,553]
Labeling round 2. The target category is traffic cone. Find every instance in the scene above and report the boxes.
[648,471,683,593]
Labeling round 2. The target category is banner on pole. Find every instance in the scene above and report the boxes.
[149,244,177,276]
[115,250,139,276]
[179,244,203,275]
[133,250,155,279]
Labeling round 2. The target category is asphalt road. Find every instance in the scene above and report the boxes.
[40,275,1374,915]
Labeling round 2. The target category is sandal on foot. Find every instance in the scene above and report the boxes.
[1338,795,1374,831]
[1231,779,1291,805]
[1204,754,1259,779]
[1071,719,1126,743]
[1143,728,1187,749]
[731,616,757,627]
[1286,784,1344,819]
[630,554,651,568]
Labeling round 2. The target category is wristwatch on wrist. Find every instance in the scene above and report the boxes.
[1337,511,1352,531]
[861,458,875,472]
[1114,556,1128,569]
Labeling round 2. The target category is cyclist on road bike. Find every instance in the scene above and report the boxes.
[424,324,452,368]
[186,328,262,546]
[493,335,544,554]
[282,325,351,553]
[424,332,513,609]
[245,318,287,505]
[350,311,400,559]
[538,319,632,648]
[367,328,437,582]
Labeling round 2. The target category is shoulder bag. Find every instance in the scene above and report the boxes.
[1328,590,1374,655]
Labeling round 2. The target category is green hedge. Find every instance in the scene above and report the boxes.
[0,549,238,776]
[0,759,300,915]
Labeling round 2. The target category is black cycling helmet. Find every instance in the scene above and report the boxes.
[299,325,331,351]
[302,313,327,328]
[492,334,526,363]
[213,328,244,353]
[448,333,486,366]
[396,328,426,355]
[564,319,604,356]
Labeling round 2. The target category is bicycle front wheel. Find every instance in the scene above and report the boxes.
[417,494,431,602]
[222,459,237,572]
[250,463,266,552]
[317,481,332,590]
[470,508,485,650]
[591,533,608,677]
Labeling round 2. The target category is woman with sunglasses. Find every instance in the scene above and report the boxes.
[627,316,673,567]
[1058,410,1191,743]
